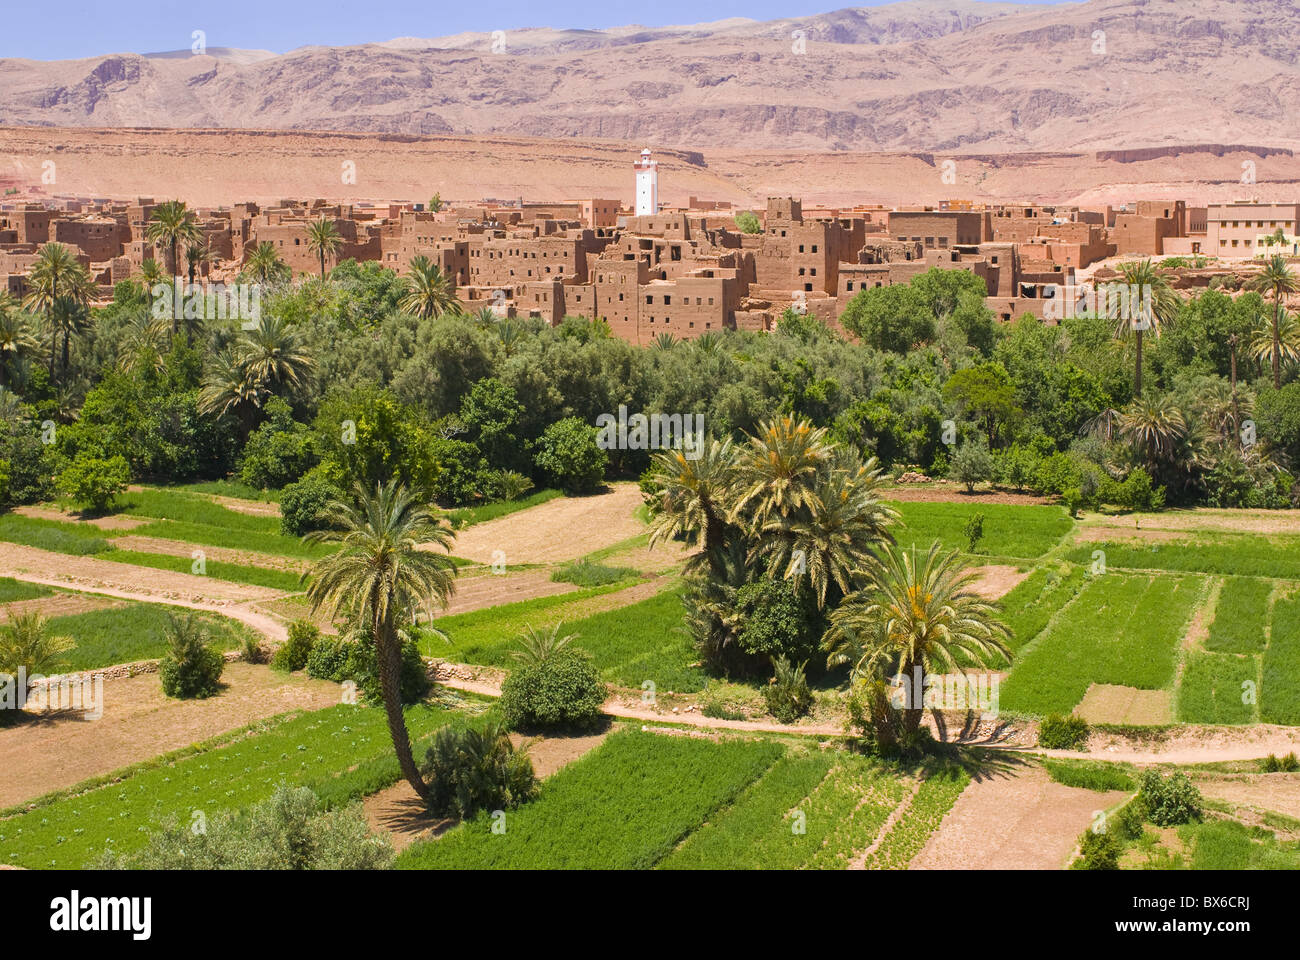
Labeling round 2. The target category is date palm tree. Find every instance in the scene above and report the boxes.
[305,217,344,280]
[239,313,314,398]
[1248,310,1300,373]
[731,416,833,529]
[0,609,75,678]
[184,242,211,285]
[244,241,289,285]
[647,437,737,575]
[1247,254,1299,388]
[197,348,266,430]
[1119,395,1187,474]
[824,542,1010,743]
[1113,259,1179,398]
[0,295,40,389]
[757,450,897,609]
[49,295,92,376]
[118,309,170,376]
[305,481,458,807]
[23,242,89,382]
[399,255,457,319]
[146,201,201,336]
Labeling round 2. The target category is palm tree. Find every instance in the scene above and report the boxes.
[146,201,201,338]
[647,437,737,574]
[0,295,39,389]
[1247,255,1300,388]
[510,622,578,666]
[117,309,170,376]
[305,481,459,806]
[49,295,91,375]
[496,317,525,357]
[197,348,266,428]
[1119,395,1187,474]
[305,217,344,280]
[184,242,211,285]
[239,314,315,398]
[23,242,87,381]
[1248,311,1300,372]
[0,609,75,677]
[137,258,168,289]
[399,255,457,319]
[823,542,1010,742]
[731,416,832,529]
[244,242,289,285]
[757,451,897,609]
[1113,259,1179,398]
[651,332,678,351]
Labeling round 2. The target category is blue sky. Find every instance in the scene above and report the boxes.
[3,0,1058,60]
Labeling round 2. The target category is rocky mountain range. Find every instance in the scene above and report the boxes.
[2,0,1298,153]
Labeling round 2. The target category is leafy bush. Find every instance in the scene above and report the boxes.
[97,785,393,870]
[307,632,430,705]
[420,720,538,819]
[0,610,74,677]
[1073,827,1121,870]
[1111,797,1148,841]
[963,512,985,553]
[534,417,607,493]
[271,619,319,672]
[1038,712,1089,750]
[734,576,823,668]
[1103,467,1166,512]
[1138,770,1202,826]
[500,646,607,730]
[57,453,130,512]
[305,634,351,681]
[279,468,341,536]
[762,656,813,723]
[237,397,318,489]
[240,634,269,665]
[948,440,992,492]
[159,614,224,699]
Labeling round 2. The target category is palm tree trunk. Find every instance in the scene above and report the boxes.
[1134,327,1144,398]
[902,661,925,737]
[376,621,431,805]
[62,331,69,372]
[1273,294,1283,389]
[320,252,326,279]
[1230,338,1241,445]
[170,241,180,339]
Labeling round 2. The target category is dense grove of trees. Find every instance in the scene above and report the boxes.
[2,239,1299,519]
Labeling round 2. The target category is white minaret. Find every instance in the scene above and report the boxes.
[634,148,658,216]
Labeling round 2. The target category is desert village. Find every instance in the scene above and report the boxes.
[3,148,1300,343]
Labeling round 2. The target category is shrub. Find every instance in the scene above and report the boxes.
[1038,712,1089,750]
[550,559,638,587]
[1112,797,1148,841]
[489,470,534,502]
[271,619,319,672]
[1104,467,1166,512]
[279,468,340,536]
[963,512,985,553]
[1138,770,1202,826]
[333,634,431,705]
[1074,827,1121,870]
[420,720,538,819]
[237,397,318,490]
[159,614,224,699]
[1061,487,1083,518]
[57,453,130,512]
[1261,752,1300,772]
[762,656,813,723]
[98,786,393,870]
[500,647,607,730]
[949,440,992,492]
[734,576,823,668]
[305,634,350,681]
[240,634,269,665]
[0,610,74,677]
[534,417,607,493]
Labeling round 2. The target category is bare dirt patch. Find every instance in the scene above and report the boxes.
[1080,508,1300,537]
[439,567,577,617]
[0,662,339,808]
[0,541,285,606]
[446,484,646,565]
[13,505,147,531]
[1195,773,1300,820]
[968,564,1029,600]
[910,762,1127,870]
[1075,684,1174,725]
[0,593,124,622]
[206,495,281,518]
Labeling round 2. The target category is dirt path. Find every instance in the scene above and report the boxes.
[910,763,1127,869]
[0,662,340,809]
[207,495,280,518]
[447,484,647,565]
[884,485,1054,506]
[14,505,147,531]
[0,542,286,606]
[969,564,1029,600]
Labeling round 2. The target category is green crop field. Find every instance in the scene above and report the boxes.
[888,500,1073,560]
[1261,594,1300,726]
[100,550,305,593]
[49,603,252,671]
[1066,535,1300,580]
[0,514,113,556]
[0,702,459,869]
[398,729,783,870]
[999,573,1202,715]
[1177,651,1257,724]
[0,577,52,604]
[1206,577,1273,654]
